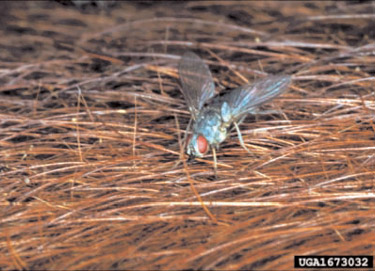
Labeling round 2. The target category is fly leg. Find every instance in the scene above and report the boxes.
[182,117,193,150]
[233,121,252,154]
[212,146,218,175]
[173,117,193,170]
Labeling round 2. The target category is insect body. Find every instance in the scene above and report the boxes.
[178,52,291,168]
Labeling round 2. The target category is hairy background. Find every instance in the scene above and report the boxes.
[0,1,374,270]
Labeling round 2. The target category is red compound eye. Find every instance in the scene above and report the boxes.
[197,135,208,154]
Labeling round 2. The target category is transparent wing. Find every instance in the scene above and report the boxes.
[222,75,291,120]
[178,52,215,119]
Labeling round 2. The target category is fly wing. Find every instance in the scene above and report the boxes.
[178,52,215,119]
[223,75,291,120]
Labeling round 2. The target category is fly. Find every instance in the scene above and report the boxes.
[178,52,291,170]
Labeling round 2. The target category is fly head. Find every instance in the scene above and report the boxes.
[186,134,209,158]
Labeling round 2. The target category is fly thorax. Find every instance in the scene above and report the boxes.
[193,108,227,146]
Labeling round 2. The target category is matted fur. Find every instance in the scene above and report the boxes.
[0,1,374,270]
